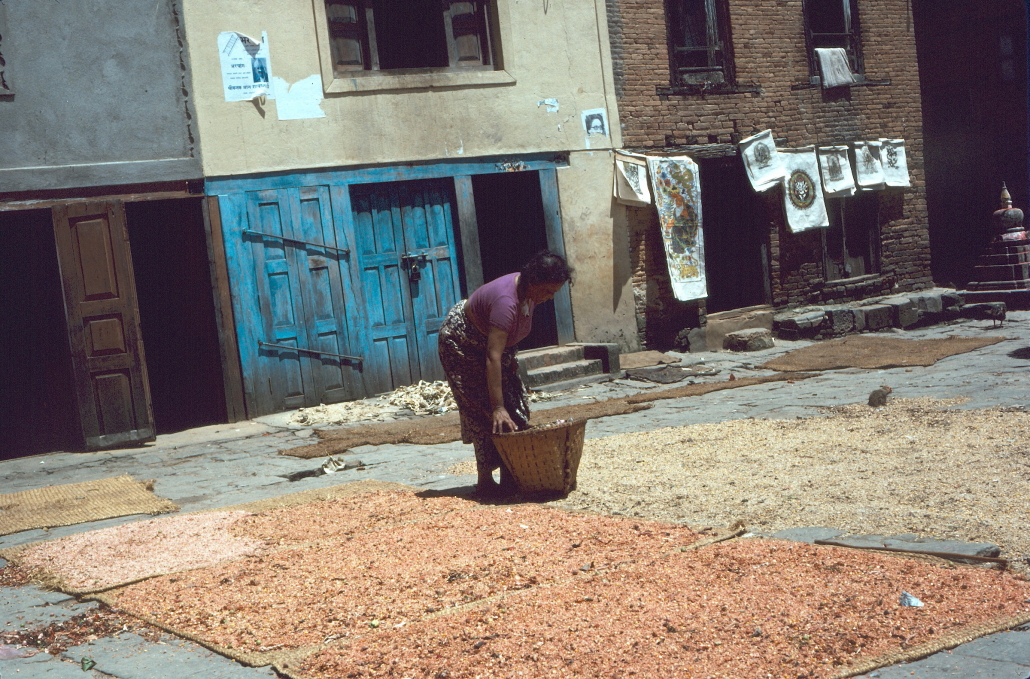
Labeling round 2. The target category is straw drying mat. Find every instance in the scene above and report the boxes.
[0,475,178,537]
[7,484,1022,678]
[282,372,812,459]
[761,335,1006,372]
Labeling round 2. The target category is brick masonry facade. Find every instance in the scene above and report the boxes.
[608,0,934,349]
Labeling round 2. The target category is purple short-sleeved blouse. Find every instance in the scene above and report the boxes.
[466,273,535,347]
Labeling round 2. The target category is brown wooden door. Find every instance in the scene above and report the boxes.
[52,201,155,449]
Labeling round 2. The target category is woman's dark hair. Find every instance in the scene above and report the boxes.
[520,250,573,287]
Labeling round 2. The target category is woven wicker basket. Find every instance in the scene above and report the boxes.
[492,419,586,496]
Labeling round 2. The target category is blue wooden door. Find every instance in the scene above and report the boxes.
[243,187,361,413]
[350,179,461,393]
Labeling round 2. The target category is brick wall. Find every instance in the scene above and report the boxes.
[608,0,934,347]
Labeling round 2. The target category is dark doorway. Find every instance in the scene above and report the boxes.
[699,157,769,313]
[125,199,227,434]
[0,210,81,459]
[913,0,1029,287]
[471,171,557,349]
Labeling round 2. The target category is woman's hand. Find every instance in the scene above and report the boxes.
[492,407,518,434]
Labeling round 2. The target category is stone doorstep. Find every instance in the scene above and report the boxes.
[516,345,586,372]
[523,358,605,389]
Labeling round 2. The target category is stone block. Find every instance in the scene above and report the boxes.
[881,296,919,328]
[705,305,774,352]
[941,290,963,310]
[723,328,775,352]
[909,293,943,315]
[861,304,893,330]
[773,310,827,340]
[851,307,867,333]
[686,326,708,353]
[823,307,855,335]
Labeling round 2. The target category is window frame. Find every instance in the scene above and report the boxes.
[802,0,865,79]
[313,0,514,94]
[665,0,735,86]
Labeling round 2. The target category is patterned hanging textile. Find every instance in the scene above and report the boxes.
[739,130,787,192]
[817,145,856,197]
[879,139,911,187]
[780,147,830,233]
[645,155,707,301]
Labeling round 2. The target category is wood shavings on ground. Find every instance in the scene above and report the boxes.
[13,512,263,592]
[288,401,406,427]
[298,540,1030,679]
[288,382,555,427]
[554,398,1030,572]
[382,380,457,415]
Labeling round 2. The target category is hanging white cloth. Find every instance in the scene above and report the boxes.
[645,155,707,301]
[780,147,830,233]
[739,130,787,192]
[879,138,911,187]
[853,141,886,190]
[817,145,856,197]
[815,48,856,88]
[613,152,652,206]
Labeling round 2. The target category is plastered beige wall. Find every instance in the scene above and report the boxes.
[183,0,622,177]
[558,150,640,351]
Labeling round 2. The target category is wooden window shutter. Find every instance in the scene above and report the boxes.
[443,1,491,68]
[326,0,378,73]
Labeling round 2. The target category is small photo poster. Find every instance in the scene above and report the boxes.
[582,108,609,137]
[219,31,273,102]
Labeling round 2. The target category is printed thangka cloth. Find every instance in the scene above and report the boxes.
[645,155,707,301]
[879,139,911,187]
[739,130,786,192]
[780,147,830,233]
[853,141,886,189]
[815,48,856,88]
[817,146,856,197]
[614,152,652,206]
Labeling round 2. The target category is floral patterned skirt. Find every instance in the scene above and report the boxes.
[437,300,530,472]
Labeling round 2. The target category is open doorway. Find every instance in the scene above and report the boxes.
[0,210,81,459]
[699,157,769,313]
[471,171,557,349]
[125,199,227,434]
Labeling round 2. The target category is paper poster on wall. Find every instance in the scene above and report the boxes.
[271,75,326,120]
[218,31,273,102]
[582,108,609,148]
[613,152,651,206]
[645,155,707,301]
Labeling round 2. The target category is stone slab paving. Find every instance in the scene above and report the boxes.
[65,633,279,679]
[2,313,1029,677]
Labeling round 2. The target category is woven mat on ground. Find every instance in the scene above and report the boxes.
[619,350,680,370]
[0,480,413,595]
[282,372,812,459]
[761,335,1006,372]
[0,475,178,537]
[624,364,719,383]
[72,494,1028,679]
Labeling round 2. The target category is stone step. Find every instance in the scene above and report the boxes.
[523,359,605,390]
[516,345,586,372]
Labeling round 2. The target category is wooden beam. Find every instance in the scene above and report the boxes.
[202,196,248,422]
[453,175,483,295]
[538,168,575,345]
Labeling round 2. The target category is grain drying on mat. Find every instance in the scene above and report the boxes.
[548,398,1030,570]
[299,540,1030,679]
